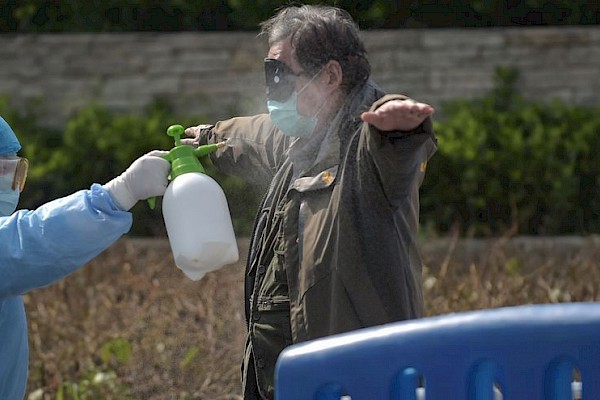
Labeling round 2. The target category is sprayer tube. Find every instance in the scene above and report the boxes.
[194,141,227,158]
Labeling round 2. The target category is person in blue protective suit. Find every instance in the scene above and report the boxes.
[0,116,171,399]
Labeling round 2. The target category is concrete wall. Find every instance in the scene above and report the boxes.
[1,26,599,129]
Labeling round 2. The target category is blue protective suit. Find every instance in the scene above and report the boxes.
[0,184,132,399]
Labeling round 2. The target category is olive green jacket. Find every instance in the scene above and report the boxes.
[197,84,437,343]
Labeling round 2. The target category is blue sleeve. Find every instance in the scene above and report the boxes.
[0,184,132,298]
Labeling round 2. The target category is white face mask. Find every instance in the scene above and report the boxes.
[0,174,19,216]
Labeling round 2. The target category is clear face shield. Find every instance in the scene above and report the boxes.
[0,155,29,193]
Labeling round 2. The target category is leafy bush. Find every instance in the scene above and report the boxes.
[4,67,600,238]
[2,0,597,32]
[420,67,600,236]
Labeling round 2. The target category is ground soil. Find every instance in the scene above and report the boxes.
[24,236,600,399]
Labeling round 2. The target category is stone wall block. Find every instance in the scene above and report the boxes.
[505,27,593,47]
[422,29,505,48]
[0,27,598,130]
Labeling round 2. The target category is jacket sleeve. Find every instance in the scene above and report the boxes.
[193,114,291,188]
[358,94,438,207]
[0,184,132,298]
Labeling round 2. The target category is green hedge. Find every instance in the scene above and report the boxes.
[2,1,597,32]
[3,68,600,237]
[420,67,600,236]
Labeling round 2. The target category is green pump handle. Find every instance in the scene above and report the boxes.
[148,124,226,209]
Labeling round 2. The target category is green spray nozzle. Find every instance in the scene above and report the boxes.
[164,124,227,177]
[148,124,227,209]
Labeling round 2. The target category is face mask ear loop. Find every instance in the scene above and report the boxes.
[296,64,327,96]
[304,67,335,123]
[293,64,332,123]
[312,95,330,120]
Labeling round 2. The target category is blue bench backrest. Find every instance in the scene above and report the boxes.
[275,303,600,399]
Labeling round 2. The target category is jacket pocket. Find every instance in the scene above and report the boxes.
[292,166,339,296]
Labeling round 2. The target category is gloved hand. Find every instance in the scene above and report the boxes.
[103,150,170,211]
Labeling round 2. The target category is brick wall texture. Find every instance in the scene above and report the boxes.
[1,26,599,129]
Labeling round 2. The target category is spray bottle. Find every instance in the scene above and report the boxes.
[154,124,239,281]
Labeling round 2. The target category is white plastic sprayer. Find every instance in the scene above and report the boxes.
[151,124,239,280]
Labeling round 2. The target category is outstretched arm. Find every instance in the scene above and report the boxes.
[361,98,434,132]
[0,151,170,298]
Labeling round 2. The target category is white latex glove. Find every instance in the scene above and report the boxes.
[103,150,170,211]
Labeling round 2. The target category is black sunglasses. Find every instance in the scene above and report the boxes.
[264,58,304,102]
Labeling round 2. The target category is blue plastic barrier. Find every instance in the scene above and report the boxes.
[275,303,600,399]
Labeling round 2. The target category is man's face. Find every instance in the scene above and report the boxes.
[266,39,326,118]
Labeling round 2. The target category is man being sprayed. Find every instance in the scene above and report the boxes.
[183,5,437,399]
[0,116,170,399]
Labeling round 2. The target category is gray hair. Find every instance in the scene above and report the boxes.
[259,4,371,93]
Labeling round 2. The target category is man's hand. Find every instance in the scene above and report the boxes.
[181,124,212,147]
[361,99,434,132]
